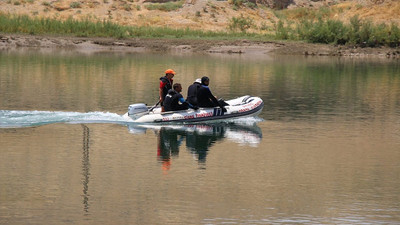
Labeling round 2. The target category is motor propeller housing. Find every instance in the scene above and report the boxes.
[128,103,148,116]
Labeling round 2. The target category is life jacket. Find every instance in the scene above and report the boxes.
[197,85,220,107]
[160,76,173,100]
[187,82,201,106]
[164,89,178,111]
[164,89,187,112]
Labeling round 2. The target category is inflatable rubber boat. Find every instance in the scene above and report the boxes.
[123,95,263,123]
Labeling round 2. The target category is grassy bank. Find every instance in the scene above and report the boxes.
[1,13,399,47]
[0,13,271,40]
[276,16,400,47]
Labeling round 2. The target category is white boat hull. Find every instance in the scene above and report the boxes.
[123,95,263,123]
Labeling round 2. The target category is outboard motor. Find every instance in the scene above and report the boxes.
[128,103,148,117]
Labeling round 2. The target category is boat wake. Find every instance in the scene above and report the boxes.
[0,110,134,128]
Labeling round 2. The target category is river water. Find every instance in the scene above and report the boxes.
[1,49,400,225]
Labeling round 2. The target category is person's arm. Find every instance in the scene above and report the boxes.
[159,88,163,102]
[179,97,198,109]
[206,87,225,111]
[206,88,221,107]
[178,97,186,104]
[159,81,166,102]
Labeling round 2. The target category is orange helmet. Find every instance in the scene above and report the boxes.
[165,69,176,75]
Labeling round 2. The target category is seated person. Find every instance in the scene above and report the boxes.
[164,83,198,112]
[197,76,227,110]
[186,78,202,106]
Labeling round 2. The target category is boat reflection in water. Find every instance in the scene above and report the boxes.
[127,120,262,170]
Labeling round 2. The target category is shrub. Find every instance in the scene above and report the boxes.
[296,19,312,40]
[245,1,257,9]
[358,20,373,46]
[123,3,131,11]
[296,18,349,44]
[304,18,348,44]
[348,15,361,45]
[372,23,390,47]
[70,1,81,8]
[259,21,269,31]
[276,15,400,47]
[275,20,292,40]
[328,19,348,45]
[144,1,183,11]
[316,6,331,18]
[230,0,244,7]
[387,23,400,47]
[290,8,313,19]
[228,14,254,33]
[272,10,286,20]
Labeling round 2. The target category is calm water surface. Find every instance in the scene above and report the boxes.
[1,49,400,224]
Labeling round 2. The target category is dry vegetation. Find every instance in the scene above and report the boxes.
[1,0,399,33]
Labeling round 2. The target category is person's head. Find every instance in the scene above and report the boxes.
[173,83,182,92]
[195,78,201,84]
[201,76,209,86]
[165,69,175,79]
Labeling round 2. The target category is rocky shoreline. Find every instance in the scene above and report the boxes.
[1,34,399,58]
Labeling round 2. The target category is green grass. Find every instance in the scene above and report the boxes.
[0,13,274,40]
[1,13,399,47]
[276,16,400,47]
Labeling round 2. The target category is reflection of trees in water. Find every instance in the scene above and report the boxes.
[81,124,90,214]
[264,59,400,121]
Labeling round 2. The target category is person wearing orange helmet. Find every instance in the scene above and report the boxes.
[159,69,175,112]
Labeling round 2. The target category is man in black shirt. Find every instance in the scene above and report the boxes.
[197,76,227,111]
[186,78,201,106]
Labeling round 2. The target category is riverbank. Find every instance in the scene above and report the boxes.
[1,34,399,58]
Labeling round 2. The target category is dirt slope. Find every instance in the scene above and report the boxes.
[1,0,399,33]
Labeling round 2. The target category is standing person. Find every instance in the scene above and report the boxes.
[186,78,202,107]
[164,83,198,112]
[159,69,175,112]
[197,76,227,110]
